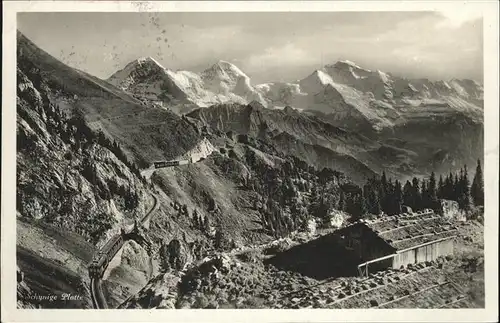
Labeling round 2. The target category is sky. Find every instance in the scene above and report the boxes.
[17,11,483,84]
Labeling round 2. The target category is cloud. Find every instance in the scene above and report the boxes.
[242,43,317,74]
[17,12,483,83]
[437,7,484,28]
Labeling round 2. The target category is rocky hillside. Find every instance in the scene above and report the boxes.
[18,32,202,167]
[186,100,482,183]
[186,102,378,184]
[16,32,205,308]
[16,32,161,308]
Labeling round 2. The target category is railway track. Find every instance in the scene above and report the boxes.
[88,151,228,308]
[90,278,108,309]
[90,194,158,309]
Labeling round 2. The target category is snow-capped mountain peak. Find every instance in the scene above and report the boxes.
[202,60,249,83]
[137,56,166,69]
[336,59,370,71]
[106,58,267,111]
[299,70,335,94]
[105,57,483,129]
[107,56,167,91]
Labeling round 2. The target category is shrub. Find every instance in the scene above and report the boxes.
[228,149,237,159]
[241,296,266,309]
[64,151,73,160]
[193,294,209,309]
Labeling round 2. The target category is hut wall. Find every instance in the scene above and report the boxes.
[342,224,395,262]
[392,238,454,269]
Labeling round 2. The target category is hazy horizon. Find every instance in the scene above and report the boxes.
[18,11,483,84]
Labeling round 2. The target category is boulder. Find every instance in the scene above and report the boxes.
[306,218,317,236]
[440,199,466,221]
[327,210,345,229]
[401,205,413,213]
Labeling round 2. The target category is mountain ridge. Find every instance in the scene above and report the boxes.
[107,56,483,133]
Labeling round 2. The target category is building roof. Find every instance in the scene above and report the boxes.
[358,210,458,251]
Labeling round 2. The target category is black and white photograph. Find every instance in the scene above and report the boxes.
[2,1,499,322]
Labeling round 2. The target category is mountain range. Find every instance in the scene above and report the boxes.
[107,56,483,132]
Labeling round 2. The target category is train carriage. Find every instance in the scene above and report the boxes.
[88,234,124,279]
[153,160,180,169]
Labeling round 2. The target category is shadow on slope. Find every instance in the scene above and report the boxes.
[264,234,360,280]
[17,246,91,309]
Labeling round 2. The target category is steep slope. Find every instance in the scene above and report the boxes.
[18,32,201,167]
[16,32,205,309]
[187,102,383,183]
[16,53,155,308]
[187,99,483,181]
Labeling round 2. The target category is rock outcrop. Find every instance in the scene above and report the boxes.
[440,199,466,221]
[119,272,181,309]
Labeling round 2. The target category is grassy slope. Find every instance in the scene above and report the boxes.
[150,150,267,245]
[17,218,95,308]
[16,32,191,308]
[18,32,201,165]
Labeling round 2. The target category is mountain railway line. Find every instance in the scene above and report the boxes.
[88,152,209,309]
[88,193,158,309]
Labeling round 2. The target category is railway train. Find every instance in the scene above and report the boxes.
[153,160,180,168]
[88,233,124,279]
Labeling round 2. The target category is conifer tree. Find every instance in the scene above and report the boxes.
[443,172,453,200]
[377,186,385,214]
[471,159,484,206]
[411,177,422,211]
[420,179,428,208]
[403,180,413,210]
[364,183,380,215]
[373,189,382,215]
[338,190,345,212]
[380,171,388,212]
[459,165,471,210]
[453,173,460,202]
[386,178,395,214]
[428,172,437,202]
[203,216,211,233]
[193,213,199,229]
[437,174,444,199]
[393,180,403,215]
[214,225,224,249]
